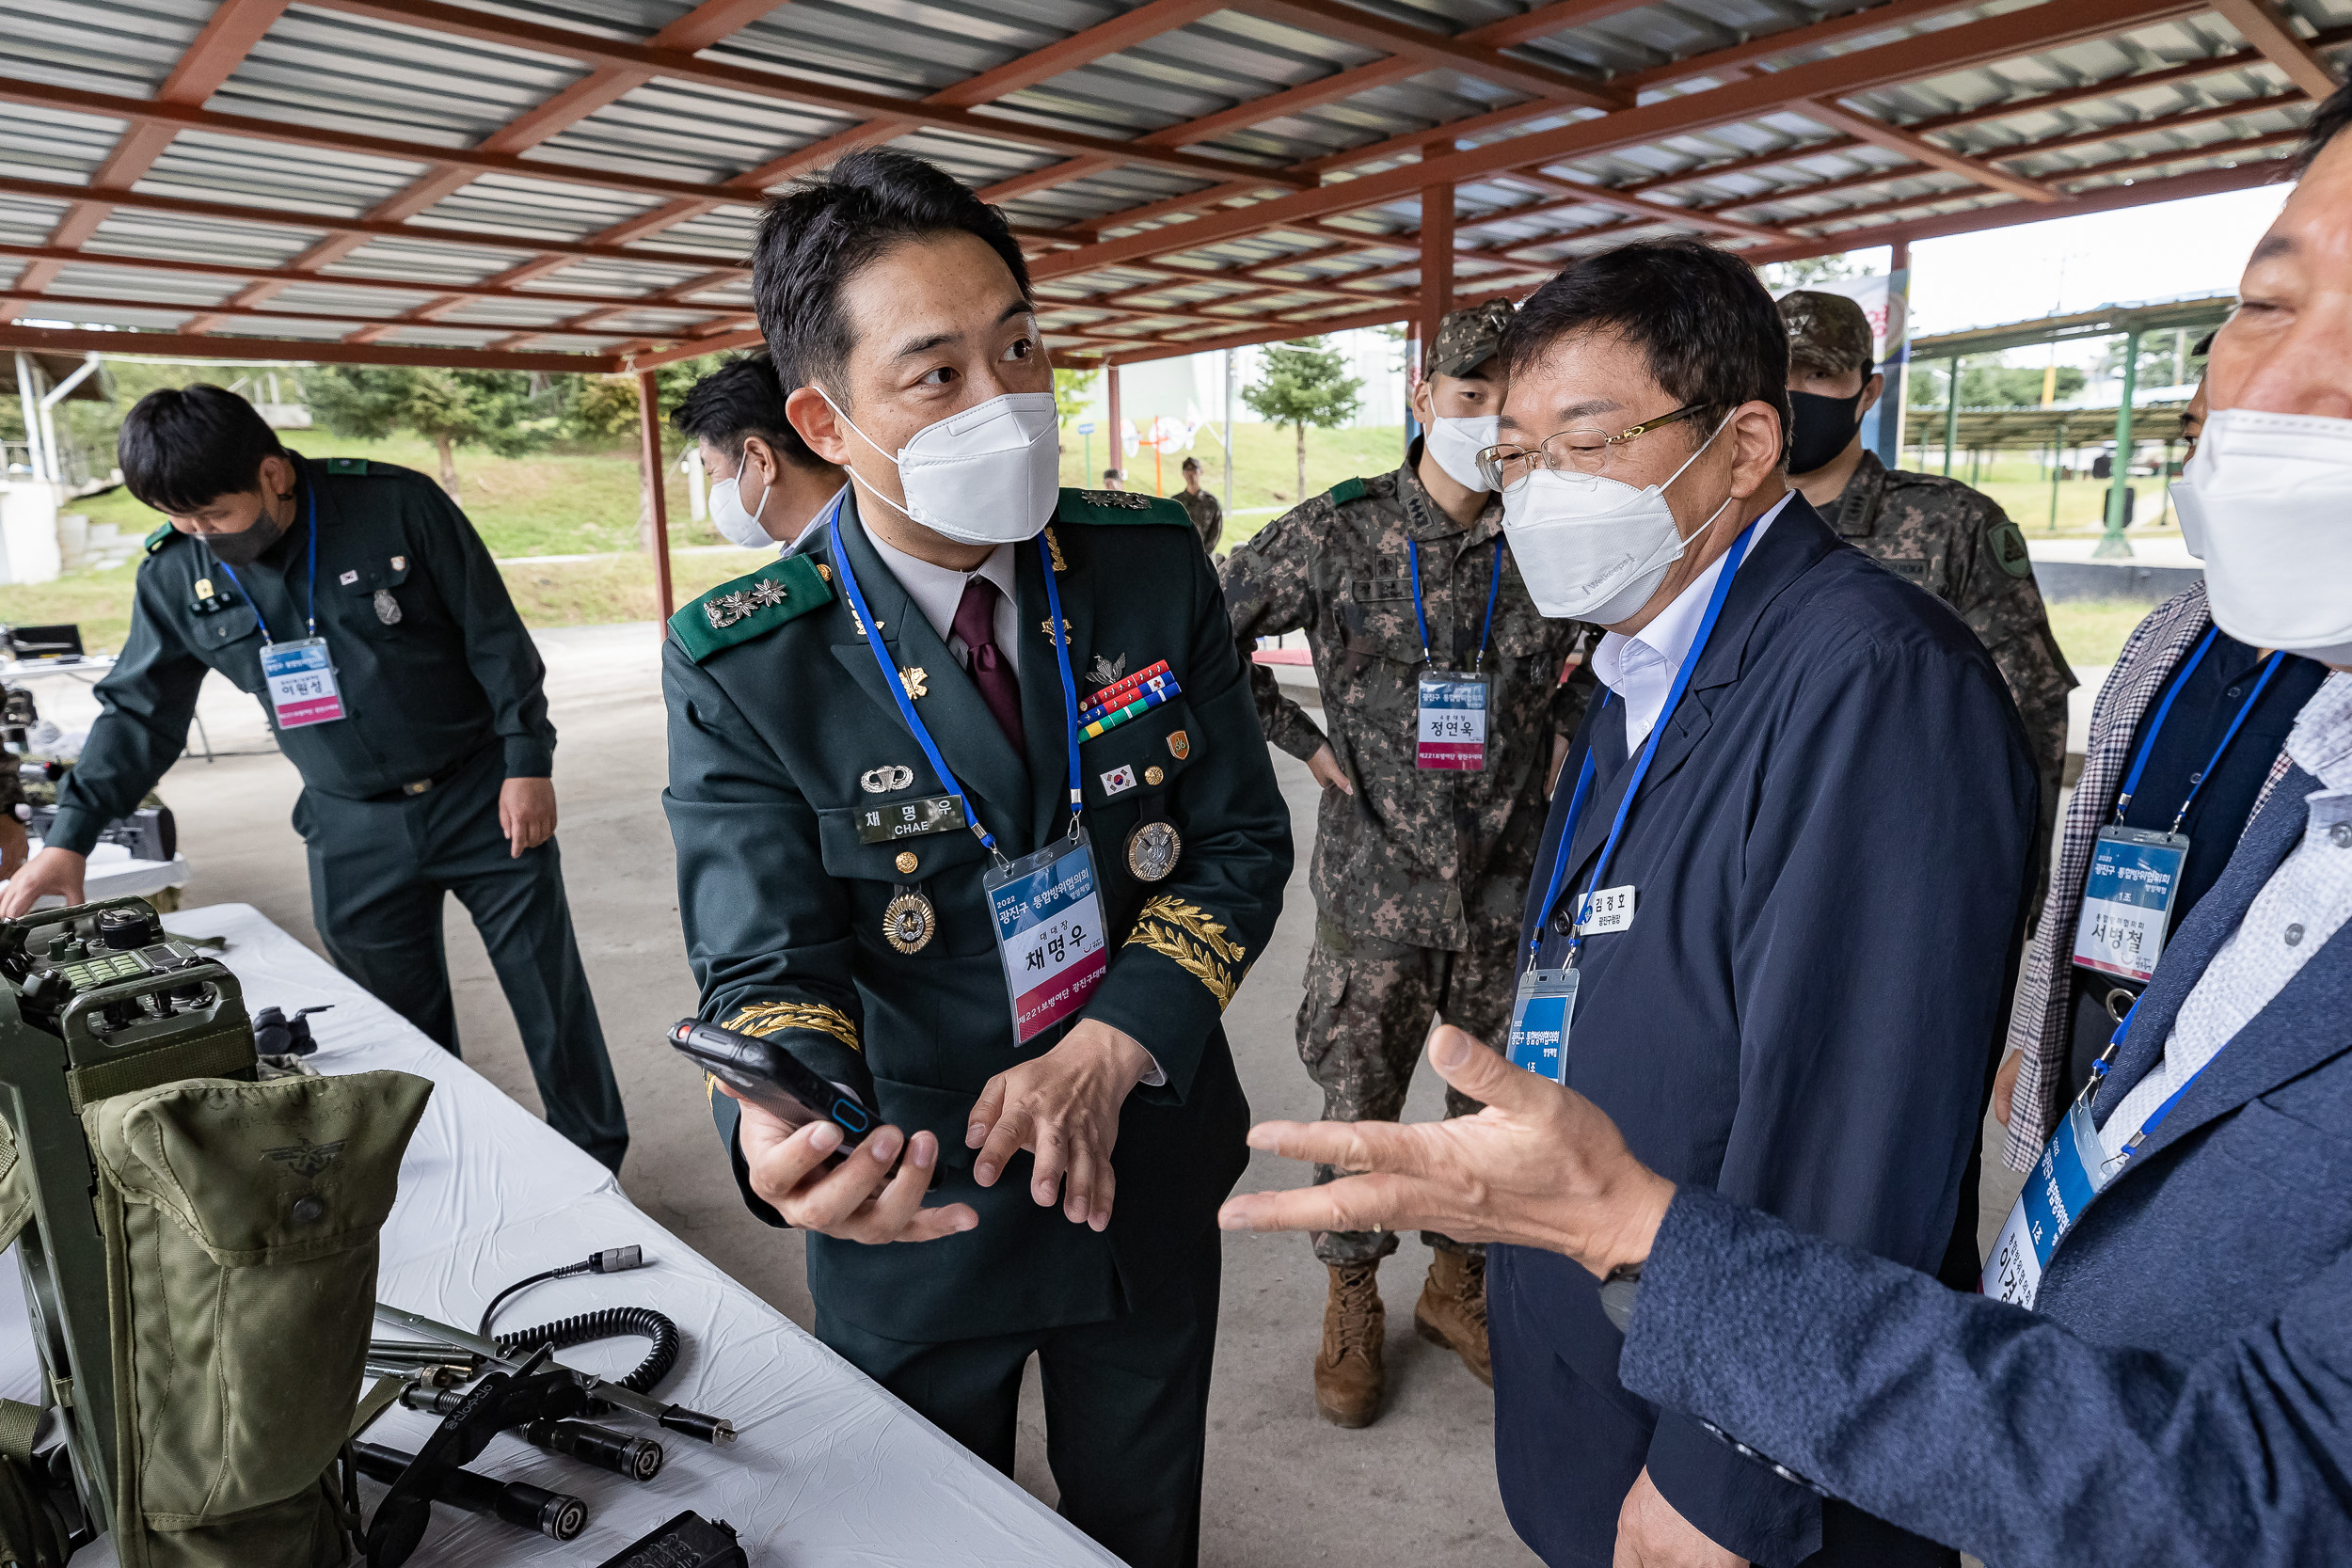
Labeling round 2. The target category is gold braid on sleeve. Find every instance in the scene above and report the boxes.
[720,1000,862,1053]
[1124,896,1247,1009]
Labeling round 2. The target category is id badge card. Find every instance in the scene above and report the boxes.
[2072,825,2189,985]
[258,637,345,729]
[1982,1096,2114,1308]
[1504,966,1578,1083]
[1417,672,1491,770]
[982,827,1110,1045]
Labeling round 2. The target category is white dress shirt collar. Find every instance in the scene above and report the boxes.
[863,521,1021,672]
[1591,492,1791,748]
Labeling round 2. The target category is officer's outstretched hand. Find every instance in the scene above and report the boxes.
[1219,1026,1675,1278]
[723,1084,977,1244]
[968,1020,1153,1232]
[0,847,85,919]
[500,777,558,858]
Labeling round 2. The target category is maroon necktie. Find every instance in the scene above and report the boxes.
[951,576,1025,755]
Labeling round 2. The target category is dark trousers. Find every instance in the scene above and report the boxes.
[814,1236,1221,1568]
[294,749,628,1170]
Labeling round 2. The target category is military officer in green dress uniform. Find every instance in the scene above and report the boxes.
[0,386,628,1171]
[661,150,1291,1568]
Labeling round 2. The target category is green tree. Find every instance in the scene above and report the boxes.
[1053,365,1099,428]
[1908,361,2087,408]
[1241,338,1363,502]
[308,368,556,498]
[1759,253,1865,293]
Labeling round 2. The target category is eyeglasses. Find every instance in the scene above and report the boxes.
[1475,403,1705,492]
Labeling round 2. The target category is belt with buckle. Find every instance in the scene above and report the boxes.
[367,750,482,803]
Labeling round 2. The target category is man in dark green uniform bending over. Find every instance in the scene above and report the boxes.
[662,150,1290,1568]
[0,386,628,1171]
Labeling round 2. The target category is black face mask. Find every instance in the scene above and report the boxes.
[202,497,290,567]
[1787,388,1867,475]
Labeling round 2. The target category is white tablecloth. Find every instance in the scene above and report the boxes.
[6,841,193,909]
[0,904,1115,1568]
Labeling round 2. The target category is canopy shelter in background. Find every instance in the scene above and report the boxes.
[1,0,2340,609]
[1909,288,2238,551]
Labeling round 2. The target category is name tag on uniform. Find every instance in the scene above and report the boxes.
[2072,825,2188,985]
[1505,966,1578,1083]
[854,795,967,844]
[1983,1095,2114,1309]
[259,637,344,729]
[983,828,1110,1045]
[1417,672,1491,770]
[1576,884,1635,936]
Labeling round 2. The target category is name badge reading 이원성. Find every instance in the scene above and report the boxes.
[259,637,345,729]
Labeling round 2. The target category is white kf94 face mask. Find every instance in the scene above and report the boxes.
[1500,411,1736,624]
[707,467,776,550]
[2182,407,2352,665]
[1425,414,1500,492]
[819,388,1061,546]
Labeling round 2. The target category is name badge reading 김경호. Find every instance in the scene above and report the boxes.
[984,829,1109,1045]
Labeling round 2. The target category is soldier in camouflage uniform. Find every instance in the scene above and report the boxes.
[1780,290,2075,907]
[1220,301,1588,1427]
[1175,455,1222,553]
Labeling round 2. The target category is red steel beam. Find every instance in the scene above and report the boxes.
[1029,0,2206,282]
[639,368,676,619]
[2206,0,2341,99]
[0,323,619,371]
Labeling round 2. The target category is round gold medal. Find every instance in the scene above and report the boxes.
[882,890,936,955]
[1124,819,1183,882]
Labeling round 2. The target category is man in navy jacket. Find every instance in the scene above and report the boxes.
[1221,87,2352,1568]
[1303,241,2035,1565]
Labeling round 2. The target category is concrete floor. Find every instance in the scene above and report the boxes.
[24,622,2031,1568]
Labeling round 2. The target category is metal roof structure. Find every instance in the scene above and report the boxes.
[1909,289,2240,357]
[0,0,2340,376]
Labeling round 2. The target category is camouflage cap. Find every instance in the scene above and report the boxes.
[1425,300,1516,379]
[1779,289,1874,376]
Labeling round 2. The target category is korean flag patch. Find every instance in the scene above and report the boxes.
[1101,764,1137,797]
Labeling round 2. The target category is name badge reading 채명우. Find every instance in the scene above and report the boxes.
[2072,825,2189,985]
[1417,672,1492,770]
[259,637,345,729]
[854,794,968,845]
[983,827,1110,1044]
[1505,966,1579,1084]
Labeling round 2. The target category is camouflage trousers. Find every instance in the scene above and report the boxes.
[1295,910,1520,1265]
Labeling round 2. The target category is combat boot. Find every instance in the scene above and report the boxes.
[1314,1261,1386,1427]
[1415,1248,1491,1386]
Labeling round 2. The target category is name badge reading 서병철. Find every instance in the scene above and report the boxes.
[2072,825,2189,985]
[1983,1094,2113,1308]
[1504,966,1579,1084]
[1576,884,1635,936]
[1417,672,1492,770]
[854,794,968,845]
[259,637,345,729]
[983,827,1110,1045]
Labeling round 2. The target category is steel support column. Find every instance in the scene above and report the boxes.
[1873,238,1910,467]
[1943,356,1961,476]
[1419,174,1455,350]
[2098,327,2139,558]
[1106,362,1124,485]
[639,369,675,619]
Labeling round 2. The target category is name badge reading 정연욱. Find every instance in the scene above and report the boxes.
[259,637,345,729]
[2072,825,2189,985]
[1505,967,1578,1084]
[1417,672,1492,770]
[983,828,1110,1044]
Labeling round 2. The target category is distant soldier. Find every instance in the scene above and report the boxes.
[1780,289,2075,904]
[1175,455,1223,553]
[1221,301,1588,1428]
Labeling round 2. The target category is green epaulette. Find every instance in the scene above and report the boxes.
[668,554,835,662]
[324,457,369,476]
[1057,486,1191,527]
[142,524,176,556]
[1326,477,1367,506]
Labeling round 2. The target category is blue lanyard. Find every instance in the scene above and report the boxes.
[1525,517,1759,966]
[2096,999,2215,1162]
[1406,537,1505,673]
[213,484,319,645]
[2111,627,2287,832]
[826,498,1083,860]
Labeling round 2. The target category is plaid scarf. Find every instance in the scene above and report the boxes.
[2000,582,2297,1168]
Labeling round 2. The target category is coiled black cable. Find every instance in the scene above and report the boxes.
[493,1307,680,1397]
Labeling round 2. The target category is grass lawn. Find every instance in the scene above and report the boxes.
[2045,598,2158,671]
[1893,449,2186,540]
